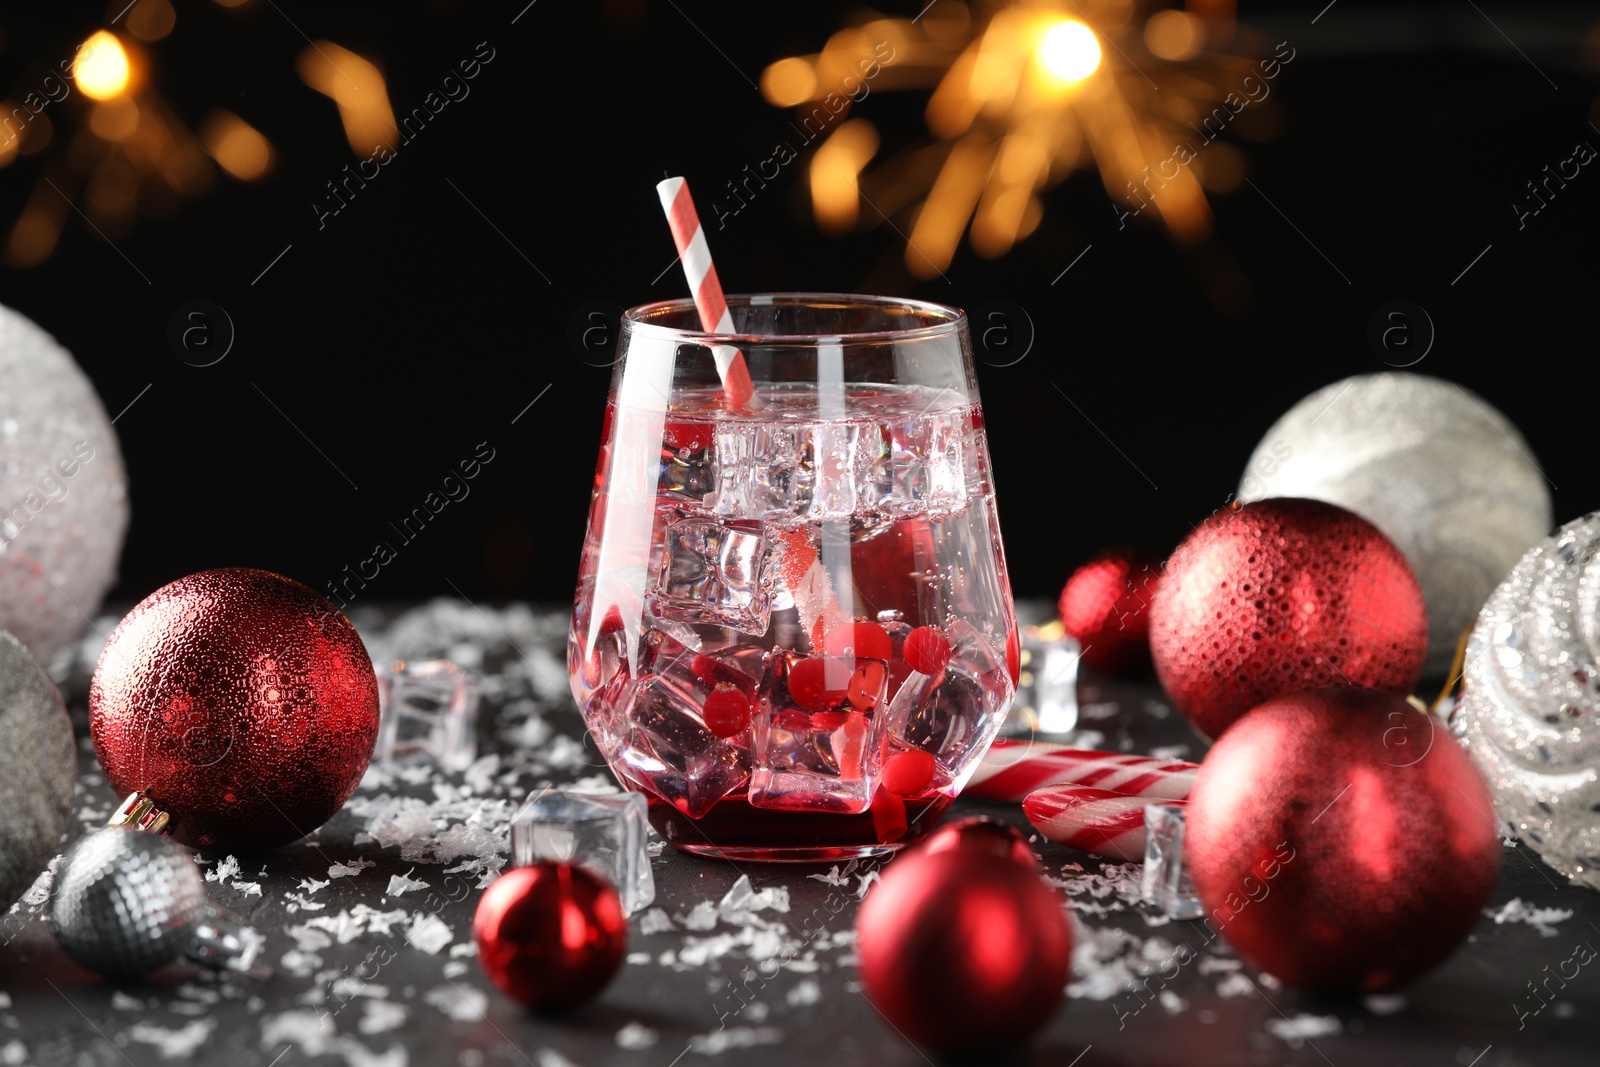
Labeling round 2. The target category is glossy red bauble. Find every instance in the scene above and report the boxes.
[1150,498,1427,739]
[1058,549,1162,675]
[921,815,1038,869]
[89,568,379,851]
[474,863,627,1010]
[1186,688,1500,993]
[856,844,1070,1055]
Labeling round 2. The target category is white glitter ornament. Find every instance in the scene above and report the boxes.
[1457,513,1600,890]
[0,304,129,664]
[1238,372,1550,675]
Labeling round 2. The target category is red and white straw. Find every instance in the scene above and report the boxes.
[964,739,1198,803]
[1022,786,1186,862]
[656,176,757,412]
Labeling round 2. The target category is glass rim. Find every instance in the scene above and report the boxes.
[622,292,967,345]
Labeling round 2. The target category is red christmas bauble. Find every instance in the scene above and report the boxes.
[1149,498,1427,739]
[856,845,1070,1055]
[1058,549,1162,674]
[1186,688,1500,993]
[921,816,1038,869]
[89,568,379,851]
[474,863,627,1010]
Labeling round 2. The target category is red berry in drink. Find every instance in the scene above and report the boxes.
[702,684,752,738]
[902,626,951,675]
[788,656,851,712]
[824,621,892,662]
[882,749,937,796]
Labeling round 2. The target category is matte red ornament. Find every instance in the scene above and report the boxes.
[1057,549,1162,674]
[921,815,1038,869]
[1150,498,1426,739]
[856,844,1070,1056]
[1186,688,1500,993]
[89,568,379,851]
[474,863,626,1010]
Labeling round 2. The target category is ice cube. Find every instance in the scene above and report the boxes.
[375,660,478,771]
[883,622,1011,792]
[924,407,968,509]
[1005,626,1081,735]
[658,431,716,504]
[1142,803,1204,920]
[620,657,750,820]
[648,517,773,635]
[712,423,802,519]
[748,651,887,814]
[511,789,655,916]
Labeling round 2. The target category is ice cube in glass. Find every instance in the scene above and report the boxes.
[648,516,772,635]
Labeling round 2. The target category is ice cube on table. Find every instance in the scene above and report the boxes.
[511,789,655,916]
[883,622,1011,793]
[1142,803,1204,921]
[648,517,772,635]
[620,656,751,820]
[1005,626,1081,735]
[375,660,478,771]
[748,651,887,814]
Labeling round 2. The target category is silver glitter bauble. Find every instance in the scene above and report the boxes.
[1238,372,1550,675]
[51,829,208,979]
[0,304,130,665]
[1457,514,1600,890]
[49,828,269,980]
[0,630,75,910]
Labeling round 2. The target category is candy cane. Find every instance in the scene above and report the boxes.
[1023,786,1186,862]
[965,739,1197,803]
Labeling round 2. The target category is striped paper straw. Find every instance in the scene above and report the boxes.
[656,176,757,411]
[965,739,1197,803]
[1023,786,1186,862]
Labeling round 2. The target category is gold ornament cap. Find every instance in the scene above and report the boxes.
[108,791,171,835]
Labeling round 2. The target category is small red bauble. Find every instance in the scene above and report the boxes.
[1058,549,1162,675]
[1149,498,1427,739]
[89,568,379,851]
[474,863,627,1010]
[921,816,1037,869]
[1186,688,1500,993]
[856,845,1070,1056]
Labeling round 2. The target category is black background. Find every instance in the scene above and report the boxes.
[2,0,1595,608]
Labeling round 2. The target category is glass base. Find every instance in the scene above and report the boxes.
[646,793,955,863]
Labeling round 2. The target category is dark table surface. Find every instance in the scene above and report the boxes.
[2,600,1594,1067]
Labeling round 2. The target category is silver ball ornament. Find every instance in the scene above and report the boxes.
[1238,372,1550,675]
[0,303,130,665]
[49,828,269,980]
[1457,513,1600,890]
[0,630,75,910]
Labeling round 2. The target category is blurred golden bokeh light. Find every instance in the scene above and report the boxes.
[125,0,178,43]
[810,118,880,232]
[77,32,132,101]
[201,110,274,180]
[762,0,1271,282]
[297,42,397,157]
[1037,20,1100,83]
